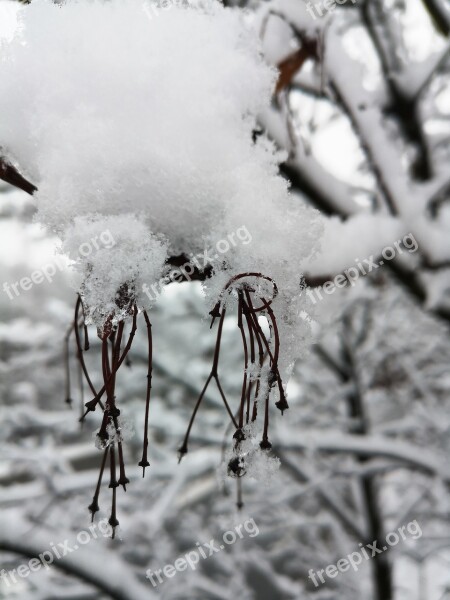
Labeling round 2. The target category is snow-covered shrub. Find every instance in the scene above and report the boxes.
[0,0,322,531]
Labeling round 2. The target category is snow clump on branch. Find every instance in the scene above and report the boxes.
[0,0,324,528]
[0,0,321,340]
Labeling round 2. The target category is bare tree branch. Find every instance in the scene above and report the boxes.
[0,156,37,196]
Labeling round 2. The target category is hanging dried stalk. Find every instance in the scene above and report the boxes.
[65,273,286,532]
[179,273,287,507]
[65,295,148,537]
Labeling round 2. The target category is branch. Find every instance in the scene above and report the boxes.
[0,515,154,600]
[279,450,366,540]
[0,157,37,196]
[278,430,450,483]
[421,0,450,37]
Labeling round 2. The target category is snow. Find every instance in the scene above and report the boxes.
[218,422,281,486]
[306,214,405,276]
[0,1,21,42]
[0,512,157,600]
[62,214,168,325]
[0,0,322,369]
[1,1,450,598]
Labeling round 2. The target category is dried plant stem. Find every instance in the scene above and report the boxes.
[179,307,238,460]
[88,446,109,522]
[138,311,153,475]
[74,296,98,397]
[81,305,137,420]
[64,323,74,406]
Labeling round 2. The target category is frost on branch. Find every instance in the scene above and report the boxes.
[0,0,322,530]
